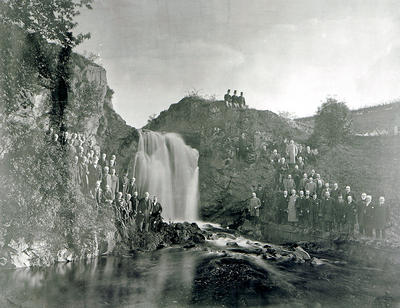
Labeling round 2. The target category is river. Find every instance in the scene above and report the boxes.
[1,231,400,308]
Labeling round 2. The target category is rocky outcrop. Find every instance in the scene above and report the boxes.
[0,53,138,269]
[114,222,206,253]
[145,96,305,224]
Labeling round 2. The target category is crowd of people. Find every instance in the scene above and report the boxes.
[48,128,391,240]
[224,89,247,108]
[48,129,163,235]
[248,139,391,239]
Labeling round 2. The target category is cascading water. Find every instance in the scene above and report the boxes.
[133,130,199,221]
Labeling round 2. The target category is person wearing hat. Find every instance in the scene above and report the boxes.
[231,90,239,107]
[224,89,232,107]
[238,91,246,108]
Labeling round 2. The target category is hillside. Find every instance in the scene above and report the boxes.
[297,101,400,136]
[145,96,399,231]
[145,96,306,224]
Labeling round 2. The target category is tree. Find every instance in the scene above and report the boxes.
[312,97,352,145]
[0,0,93,141]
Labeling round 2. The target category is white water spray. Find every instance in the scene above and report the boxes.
[133,130,200,221]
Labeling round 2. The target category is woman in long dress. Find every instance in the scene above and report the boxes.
[288,189,298,223]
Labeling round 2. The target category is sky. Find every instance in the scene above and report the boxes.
[76,0,400,128]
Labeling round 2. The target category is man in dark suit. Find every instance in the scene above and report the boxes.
[299,173,308,193]
[330,182,341,201]
[120,171,129,196]
[238,92,246,108]
[127,177,137,196]
[110,168,119,199]
[224,89,232,107]
[94,180,102,209]
[137,192,152,232]
[130,191,140,220]
[344,186,356,202]
[101,166,112,191]
[231,90,239,107]
[103,185,114,206]
[321,191,334,232]
[275,190,289,224]
[99,153,109,169]
[149,196,163,232]
[357,192,367,235]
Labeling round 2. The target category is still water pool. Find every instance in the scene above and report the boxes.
[0,246,399,307]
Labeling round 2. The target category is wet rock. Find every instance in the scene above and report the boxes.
[191,255,296,307]
[311,257,325,266]
[183,242,196,249]
[226,241,239,247]
[293,246,311,261]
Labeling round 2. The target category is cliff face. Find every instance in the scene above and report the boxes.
[145,96,305,225]
[0,55,138,268]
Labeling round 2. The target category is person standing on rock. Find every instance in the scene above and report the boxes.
[248,192,261,224]
[303,190,312,227]
[231,90,239,108]
[297,156,305,171]
[120,171,130,196]
[345,195,357,235]
[110,168,119,199]
[275,190,289,224]
[365,195,375,237]
[269,149,281,166]
[344,186,356,203]
[101,166,112,191]
[109,154,117,170]
[305,177,317,195]
[311,192,321,229]
[130,191,140,219]
[103,184,114,206]
[299,173,308,193]
[287,189,298,224]
[137,192,152,232]
[283,174,295,193]
[224,89,232,107]
[374,196,389,239]
[127,177,137,196]
[286,140,298,167]
[357,192,367,236]
[334,194,345,232]
[295,190,305,225]
[330,182,341,201]
[99,153,109,169]
[150,196,163,232]
[321,191,334,232]
[278,157,289,186]
[238,92,246,108]
[94,180,102,209]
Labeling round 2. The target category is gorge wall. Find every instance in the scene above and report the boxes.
[0,52,139,268]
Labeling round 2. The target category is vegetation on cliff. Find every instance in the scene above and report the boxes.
[0,0,132,267]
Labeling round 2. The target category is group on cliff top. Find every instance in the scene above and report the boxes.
[248,139,391,240]
[48,129,163,237]
[224,89,247,109]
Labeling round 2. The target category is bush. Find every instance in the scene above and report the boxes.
[311,97,352,146]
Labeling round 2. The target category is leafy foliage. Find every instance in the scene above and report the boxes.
[0,0,114,261]
[0,0,92,47]
[312,97,352,145]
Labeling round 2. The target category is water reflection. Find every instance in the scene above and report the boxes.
[1,247,400,307]
[0,248,198,308]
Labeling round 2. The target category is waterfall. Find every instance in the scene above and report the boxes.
[133,130,200,221]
